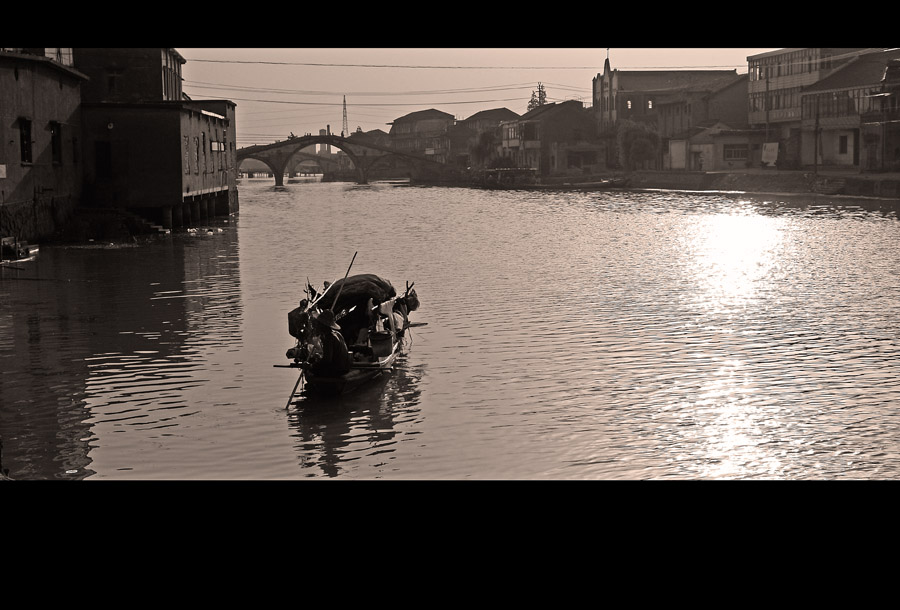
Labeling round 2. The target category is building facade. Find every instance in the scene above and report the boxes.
[500,100,602,175]
[388,109,456,163]
[747,48,876,166]
[73,48,238,229]
[657,75,749,139]
[457,107,520,168]
[592,57,740,168]
[1,48,87,242]
[799,50,900,170]
[861,58,900,171]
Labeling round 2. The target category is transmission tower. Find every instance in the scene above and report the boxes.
[342,96,349,138]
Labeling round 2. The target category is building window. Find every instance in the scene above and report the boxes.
[194,137,200,174]
[184,136,190,174]
[647,100,653,110]
[627,100,632,110]
[50,121,62,164]
[44,48,73,66]
[107,70,122,96]
[723,144,749,161]
[18,118,32,163]
[96,141,112,178]
[839,135,848,155]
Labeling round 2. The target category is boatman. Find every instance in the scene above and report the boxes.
[307,309,352,377]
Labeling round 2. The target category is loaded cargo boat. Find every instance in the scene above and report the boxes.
[277,270,420,402]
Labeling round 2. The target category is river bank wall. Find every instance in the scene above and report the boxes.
[27,168,900,247]
[627,170,900,200]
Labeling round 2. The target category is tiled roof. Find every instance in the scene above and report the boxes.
[519,99,584,121]
[391,108,455,123]
[465,107,519,122]
[615,70,738,93]
[804,49,900,92]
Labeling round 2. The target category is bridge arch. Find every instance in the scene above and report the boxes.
[235,134,456,185]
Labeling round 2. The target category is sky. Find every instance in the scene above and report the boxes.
[177,48,776,148]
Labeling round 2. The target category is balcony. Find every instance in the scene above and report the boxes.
[860,108,900,126]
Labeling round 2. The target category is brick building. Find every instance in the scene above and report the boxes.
[74,48,238,229]
[1,48,87,243]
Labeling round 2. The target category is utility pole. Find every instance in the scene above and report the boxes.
[342,96,349,138]
[814,95,820,177]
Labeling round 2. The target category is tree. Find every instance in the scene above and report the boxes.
[527,83,548,111]
[469,130,497,167]
[616,120,660,170]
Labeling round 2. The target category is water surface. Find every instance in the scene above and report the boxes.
[3,179,900,479]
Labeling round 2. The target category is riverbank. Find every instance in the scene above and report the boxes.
[625,168,900,201]
[26,167,900,248]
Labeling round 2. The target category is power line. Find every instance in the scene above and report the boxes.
[183,78,545,96]
[184,57,747,71]
[189,94,529,107]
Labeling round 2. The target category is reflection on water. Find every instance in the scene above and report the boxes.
[3,180,900,479]
[287,355,424,478]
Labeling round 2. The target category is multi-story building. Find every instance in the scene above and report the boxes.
[592,56,740,167]
[657,74,749,139]
[862,57,900,171]
[658,74,760,170]
[800,49,900,170]
[388,109,456,163]
[74,48,238,230]
[500,100,602,175]
[747,48,877,166]
[0,48,87,243]
[457,107,520,168]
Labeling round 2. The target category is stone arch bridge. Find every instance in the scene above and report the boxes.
[236,134,460,185]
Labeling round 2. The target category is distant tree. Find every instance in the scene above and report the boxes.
[527,83,548,111]
[616,120,660,170]
[470,131,497,167]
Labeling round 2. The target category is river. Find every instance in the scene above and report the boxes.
[3,178,900,480]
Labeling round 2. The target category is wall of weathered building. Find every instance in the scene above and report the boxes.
[0,51,85,241]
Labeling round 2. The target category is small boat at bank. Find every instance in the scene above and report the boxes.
[469,168,629,191]
[1,237,39,265]
[527,177,630,191]
[277,264,420,403]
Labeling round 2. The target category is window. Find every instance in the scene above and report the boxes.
[627,100,632,110]
[193,137,200,174]
[106,70,124,96]
[839,135,848,155]
[648,100,653,110]
[184,136,190,173]
[19,118,32,163]
[723,144,749,161]
[96,141,112,178]
[50,121,62,164]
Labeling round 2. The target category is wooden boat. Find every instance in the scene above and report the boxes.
[277,266,420,402]
[295,325,403,396]
[470,167,538,189]
[1,237,39,265]
[524,177,630,191]
[469,168,629,191]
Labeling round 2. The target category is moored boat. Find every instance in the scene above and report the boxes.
[469,168,629,191]
[526,177,630,191]
[1,237,39,264]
